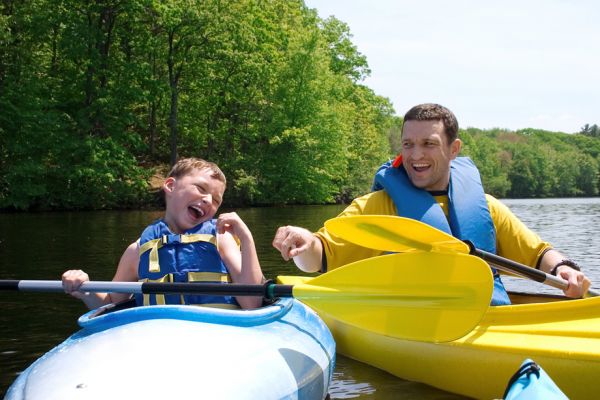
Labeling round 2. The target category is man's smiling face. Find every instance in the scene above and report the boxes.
[401,119,461,191]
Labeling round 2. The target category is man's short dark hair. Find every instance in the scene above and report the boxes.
[403,103,459,142]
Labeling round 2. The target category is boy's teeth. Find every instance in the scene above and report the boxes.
[189,205,204,218]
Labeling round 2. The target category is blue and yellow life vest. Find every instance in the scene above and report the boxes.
[372,156,510,305]
[136,219,239,308]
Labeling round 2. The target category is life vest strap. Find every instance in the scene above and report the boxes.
[188,271,232,283]
[139,272,232,306]
[139,234,217,273]
[140,274,173,306]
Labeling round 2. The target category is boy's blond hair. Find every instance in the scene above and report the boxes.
[167,158,226,188]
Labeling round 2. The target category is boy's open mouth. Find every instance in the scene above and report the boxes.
[188,205,204,219]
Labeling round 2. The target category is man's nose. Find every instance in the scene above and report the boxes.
[411,146,424,159]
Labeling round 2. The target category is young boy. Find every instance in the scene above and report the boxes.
[62,158,264,310]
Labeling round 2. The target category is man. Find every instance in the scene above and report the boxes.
[272,103,590,304]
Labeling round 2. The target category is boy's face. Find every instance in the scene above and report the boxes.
[163,168,225,233]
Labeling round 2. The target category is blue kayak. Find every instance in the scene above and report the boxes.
[5,298,335,399]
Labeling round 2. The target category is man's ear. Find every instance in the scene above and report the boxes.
[450,138,462,159]
[163,177,176,194]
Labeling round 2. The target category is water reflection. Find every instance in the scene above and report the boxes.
[329,356,466,399]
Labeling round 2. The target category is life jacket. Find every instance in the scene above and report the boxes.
[372,156,510,305]
[136,219,239,308]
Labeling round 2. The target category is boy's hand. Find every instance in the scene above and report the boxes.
[62,269,90,299]
[216,212,251,241]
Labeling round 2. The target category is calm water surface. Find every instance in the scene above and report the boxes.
[1,198,599,398]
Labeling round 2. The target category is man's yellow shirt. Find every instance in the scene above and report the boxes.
[316,190,551,271]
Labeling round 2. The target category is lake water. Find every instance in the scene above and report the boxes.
[1,198,599,398]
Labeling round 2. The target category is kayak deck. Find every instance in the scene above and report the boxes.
[5,298,336,400]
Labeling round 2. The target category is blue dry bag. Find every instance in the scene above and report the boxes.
[503,359,568,399]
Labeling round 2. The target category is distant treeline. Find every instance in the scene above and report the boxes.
[0,1,598,211]
[460,128,600,199]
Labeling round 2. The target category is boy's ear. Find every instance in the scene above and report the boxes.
[163,177,176,194]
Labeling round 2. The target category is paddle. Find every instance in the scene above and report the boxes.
[325,215,600,297]
[0,251,493,343]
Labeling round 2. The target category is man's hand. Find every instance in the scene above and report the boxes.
[555,266,591,298]
[272,226,323,272]
[272,225,314,260]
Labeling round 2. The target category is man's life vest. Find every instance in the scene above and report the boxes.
[372,156,511,305]
[136,219,238,308]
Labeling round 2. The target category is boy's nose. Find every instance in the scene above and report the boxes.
[202,193,212,204]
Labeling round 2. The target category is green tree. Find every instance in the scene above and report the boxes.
[580,123,600,137]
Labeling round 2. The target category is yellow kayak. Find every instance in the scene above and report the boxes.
[278,276,600,400]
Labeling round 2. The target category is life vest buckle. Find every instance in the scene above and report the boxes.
[161,234,182,245]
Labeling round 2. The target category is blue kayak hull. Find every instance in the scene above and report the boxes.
[5,298,335,399]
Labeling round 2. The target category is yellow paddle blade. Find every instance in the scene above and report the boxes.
[287,252,493,343]
[325,215,470,254]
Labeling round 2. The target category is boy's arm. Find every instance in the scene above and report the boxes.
[216,212,264,309]
[109,241,141,303]
[62,241,140,310]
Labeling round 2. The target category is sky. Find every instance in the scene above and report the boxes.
[304,0,600,133]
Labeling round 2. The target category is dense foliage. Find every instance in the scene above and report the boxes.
[1,0,396,209]
[461,128,600,198]
[1,0,598,210]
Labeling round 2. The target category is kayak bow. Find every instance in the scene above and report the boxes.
[4,298,336,400]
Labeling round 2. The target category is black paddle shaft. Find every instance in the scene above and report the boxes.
[0,280,19,290]
[141,282,295,298]
[464,242,546,283]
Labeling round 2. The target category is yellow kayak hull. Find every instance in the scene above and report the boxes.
[278,276,600,399]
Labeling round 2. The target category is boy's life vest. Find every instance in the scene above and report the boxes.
[136,219,239,308]
[372,156,510,305]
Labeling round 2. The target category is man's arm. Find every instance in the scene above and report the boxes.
[272,191,395,272]
[489,195,591,298]
[537,249,590,298]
